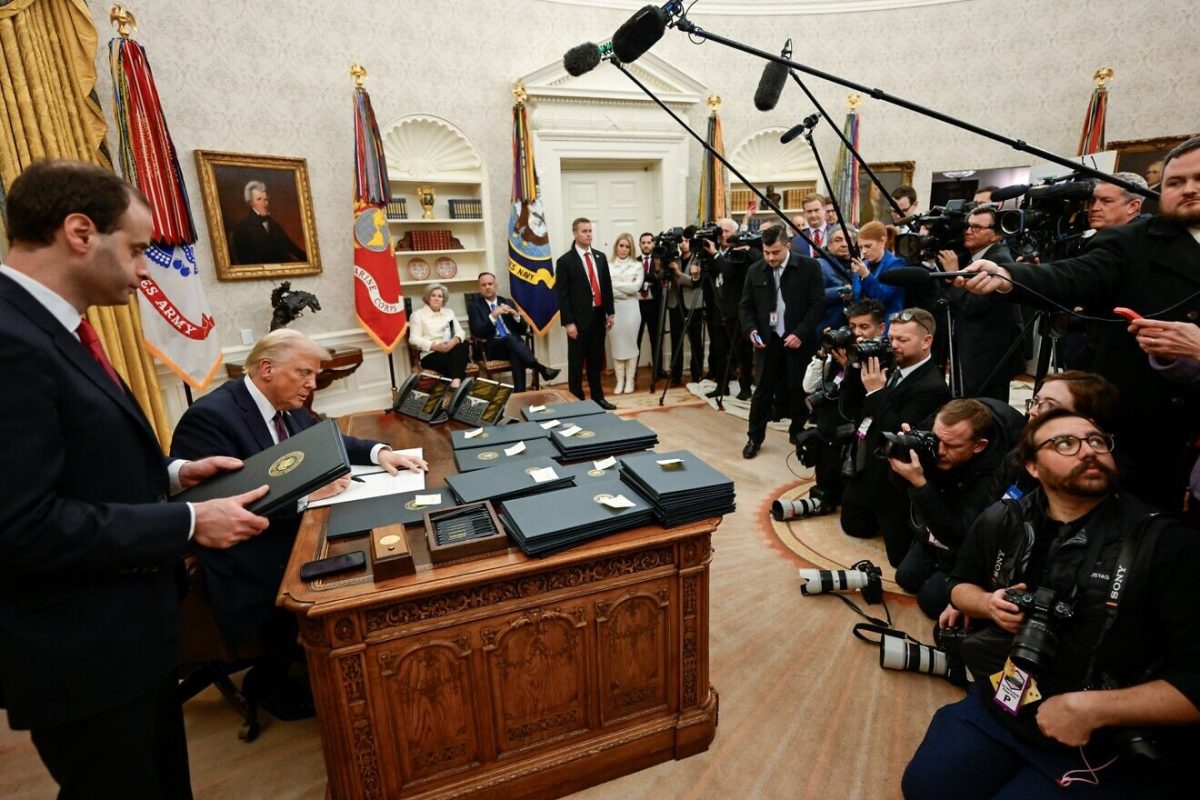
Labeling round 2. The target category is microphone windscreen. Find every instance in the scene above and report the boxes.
[990,183,1030,203]
[754,61,789,111]
[612,5,667,63]
[878,267,937,287]
[563,42,602,77]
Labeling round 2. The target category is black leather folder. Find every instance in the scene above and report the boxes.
[453,437,561,472]
[554,461,622,483]
[499,478,655,557]
[520,399,608,422]
[450,420,551,451]
[325,489,457,539]
[173,418,350,517]
[550,418,657,459]
[445,456,573,504]
[618,449,735,526]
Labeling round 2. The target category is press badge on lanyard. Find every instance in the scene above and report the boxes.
[769,312,778,327]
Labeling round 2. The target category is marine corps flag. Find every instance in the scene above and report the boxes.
[352,72,406,351]
[508,93,558,335]
[109,32,221,390]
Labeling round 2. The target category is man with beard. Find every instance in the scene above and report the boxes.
[957,136,1200,511]
[904,409,1200,798]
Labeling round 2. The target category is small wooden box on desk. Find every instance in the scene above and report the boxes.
[277,400,719,800]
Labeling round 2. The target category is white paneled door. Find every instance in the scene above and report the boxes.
[560,165,659,256]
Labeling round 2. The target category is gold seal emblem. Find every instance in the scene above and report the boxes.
[478,451,500,460]
[269,451,304,477]
[577,429,596,438]
[404,499,423,511]
[594,493,614,503]
[588,469,607,477]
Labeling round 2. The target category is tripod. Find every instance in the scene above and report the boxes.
[652,257,708,406]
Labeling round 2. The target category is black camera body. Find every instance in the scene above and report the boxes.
[1004,585,1076,672]
[997,175,1095,262]
[691,223,721,251]
[727,231,763,249]
[652,227,685,263]
[878,429,939,464]
[895,199,974,263]
[848,338,894,370]
[822,326,855,350]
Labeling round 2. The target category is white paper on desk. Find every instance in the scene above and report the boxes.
[539,420,561,429]
[464,428,484,439]
[559,424,582,437]
[413,493,442,507]
[596,494,636,509]
[528,404,547,413]
[529,466,559,484]
[308,462,426,509]
[349,447,423,476]
[593,456,617,470]
[504,441,526,456]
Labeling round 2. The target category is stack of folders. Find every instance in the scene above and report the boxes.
[444,456,573,504]
[550,416,658,461]
[617,449,736,527]
[498,478,655,557]
[450,420,551,451]
[453,436,561,472]
[520,399,607,422]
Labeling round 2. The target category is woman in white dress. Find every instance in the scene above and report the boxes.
[608,232,643,393]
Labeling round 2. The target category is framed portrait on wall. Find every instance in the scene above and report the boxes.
[857,161,915,225]
[1109,135,1193,189]
[194,150,321,281]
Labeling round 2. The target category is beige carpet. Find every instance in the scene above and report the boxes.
[0,398,962,800]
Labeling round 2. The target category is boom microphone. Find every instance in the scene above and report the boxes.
[563,42,603,77]
[612,5,669,63]
[878,268,984,287]
[780,114,820,145]
[990,183,1030,203]
[753,39,792,112]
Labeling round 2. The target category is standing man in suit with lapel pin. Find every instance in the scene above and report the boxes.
[555,217,616,409]
[0,160,270,799]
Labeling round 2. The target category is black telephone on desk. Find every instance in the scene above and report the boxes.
[392,373,473,423]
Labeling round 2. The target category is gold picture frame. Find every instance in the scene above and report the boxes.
[858,161,915,225]
[1108,135,1194,188]
[194,150,321,281]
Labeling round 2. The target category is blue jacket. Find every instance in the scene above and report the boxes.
[852,250,906,319]
[817,255,853,335]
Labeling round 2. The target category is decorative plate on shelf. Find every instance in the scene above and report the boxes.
[407,257,431,281]
[434,256,458,279]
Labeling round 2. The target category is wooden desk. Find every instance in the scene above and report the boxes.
[279,399,719,799]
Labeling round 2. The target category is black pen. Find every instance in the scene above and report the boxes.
[350,476,365,483]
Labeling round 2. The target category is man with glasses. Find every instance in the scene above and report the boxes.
[839,307,950,566]
[905,408,1200,798]
[939,206,1023,401]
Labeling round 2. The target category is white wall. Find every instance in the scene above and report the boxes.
[86,0,1200,419]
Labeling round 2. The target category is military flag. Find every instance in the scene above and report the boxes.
[1077,68,1112,156]
[507,94,558,335]
[696,97,728,223]
[832,103,861,227]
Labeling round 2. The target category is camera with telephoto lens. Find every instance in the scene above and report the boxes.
[894,199,974,264]
[847,337,894,370]
[798,559,883,604]
[997,173,1095,262]
[1004,586,1076,672]
[822,326,856,350]
[877,429,940,464]
[879,626,968,685]
[805,386,839,413]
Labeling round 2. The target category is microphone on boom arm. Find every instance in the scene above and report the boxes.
[754,38,792,112]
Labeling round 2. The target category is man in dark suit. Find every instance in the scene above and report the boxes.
[0,160,270,799]
[938,207,1023,401]
[738,223,824,458]
[467,272,559,392]
[635,232,663,381]
[790,194,831,259]
[554,217,616,409]
[708,218,758,400]
[839,308,951,567]
[170,329,427,714]
[230,180,307,265]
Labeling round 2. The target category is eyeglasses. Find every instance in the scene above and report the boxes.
[888,311,931,334]
[1025,396,1060,413]
[1035,433,1115,457]
[965,224,995,233]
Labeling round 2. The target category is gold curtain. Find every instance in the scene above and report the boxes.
[0,0,171,450]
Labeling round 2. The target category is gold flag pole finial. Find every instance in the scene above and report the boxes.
[512,83,528,105]
[1093,67,1114,88]
[350,64,368,90]
[109,5,137,39]
[707,95,722,113]
[847,94,862,112]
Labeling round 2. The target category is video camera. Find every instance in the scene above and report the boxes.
[996,173,1095,261]
[878,429,939,465]
[652,223,722,265]
[895,199,974,264]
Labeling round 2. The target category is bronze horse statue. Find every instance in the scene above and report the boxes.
[270,281,321,330]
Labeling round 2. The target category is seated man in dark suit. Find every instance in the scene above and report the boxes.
[170,329,426,717]
[467,272,559,392]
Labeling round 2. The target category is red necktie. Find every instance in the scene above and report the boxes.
[272,411,290,442]
[583,251,602,307]
[812,229,823,247]
[76,318,121,388]
[640,256,651,299]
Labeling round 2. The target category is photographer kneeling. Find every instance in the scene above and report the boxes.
[887,398,1022,619]
[903,409,1200,799]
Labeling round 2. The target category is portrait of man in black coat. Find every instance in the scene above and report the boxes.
[230,179,308,265]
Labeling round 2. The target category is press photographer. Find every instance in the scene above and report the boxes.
[903,409,1200,798]
[698,218,760,399]
[839,307,951,566]
[959,137,1200,511]
[885,398,1023,619]
[655,230,706,386]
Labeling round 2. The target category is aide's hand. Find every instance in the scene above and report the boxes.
[783,334,802,349]
[565,323,579,340]
[378,449,429,475]
[954,260,1013,295]
[308,475,352,503]
[191,485,270,549]
[178,455,244,489]
[1037,692,1101,747]
[606,314,615,330]
[988,583,1026,633]
[851,257,870,279]
[1130,318,1200,360]
[888,448,927,488]
[937,250,960,272]
[861,357,887,393]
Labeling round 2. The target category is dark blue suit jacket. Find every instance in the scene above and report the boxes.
[0,274,192,730]
[467,293,528,340]
[169,378,378,644]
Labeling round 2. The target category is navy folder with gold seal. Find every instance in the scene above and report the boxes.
[173,418,351,517]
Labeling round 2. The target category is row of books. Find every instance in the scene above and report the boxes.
[447,198,482,219]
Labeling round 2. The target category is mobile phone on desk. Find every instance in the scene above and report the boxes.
[300,551,366,581]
